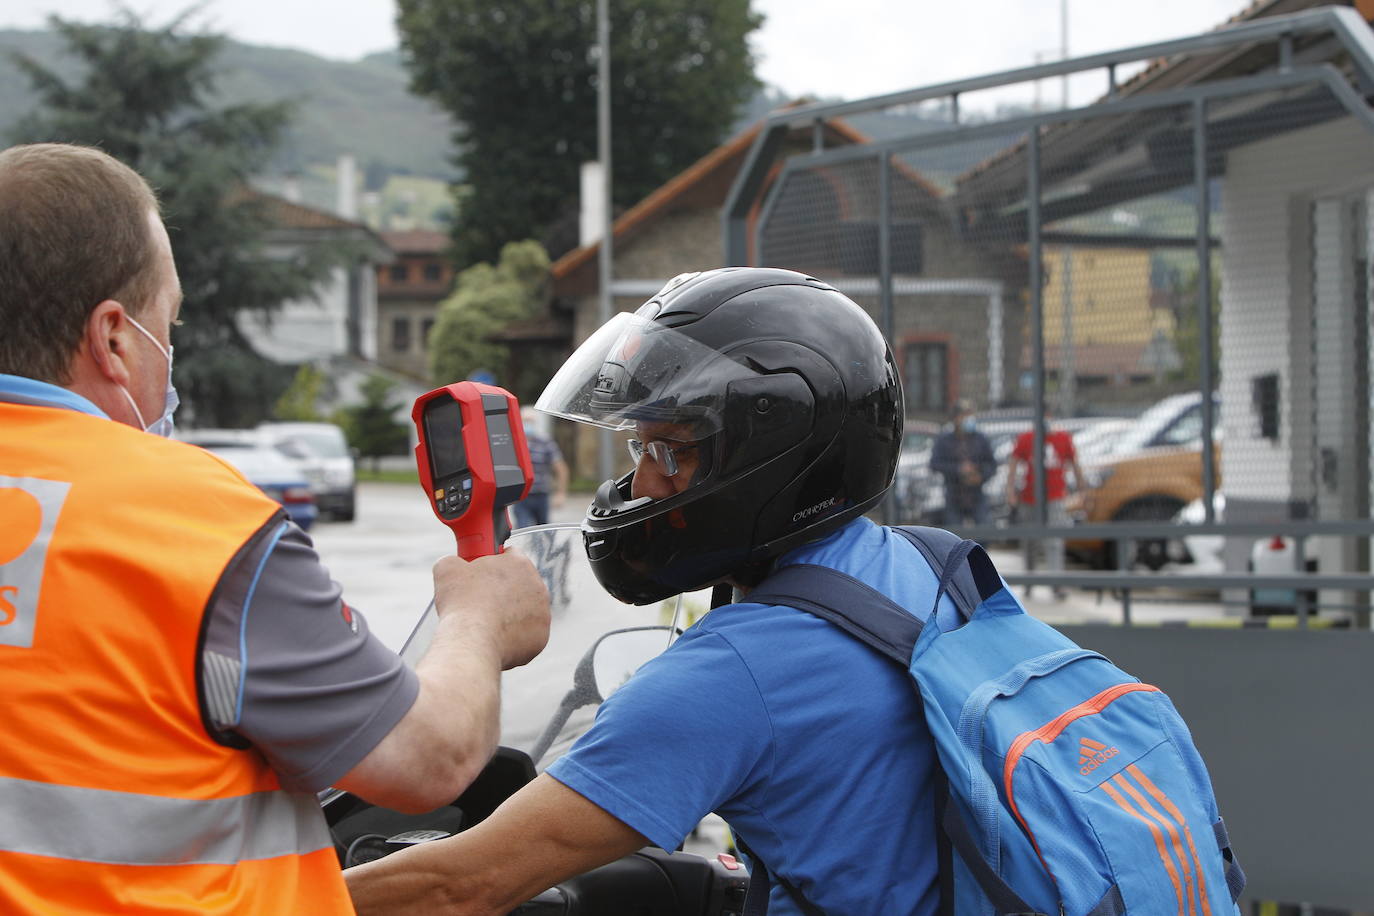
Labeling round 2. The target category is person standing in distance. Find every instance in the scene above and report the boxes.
[511,405,569,528]
[0,143,550,913]
[929,399,997,528]
[346,268,952,915]
[1005,407,1085,598]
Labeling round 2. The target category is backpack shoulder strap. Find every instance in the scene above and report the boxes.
[747,525,1006,663]
[746,563,920,665]
[890,525,991,620]
[734,833,827,916]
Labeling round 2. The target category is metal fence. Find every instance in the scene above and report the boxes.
[726,5,1374,625]
[724,8,1374,907]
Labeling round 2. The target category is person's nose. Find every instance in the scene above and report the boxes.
[629,453,675,501]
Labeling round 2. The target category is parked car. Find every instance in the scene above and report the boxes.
[1172,492,1226,574]
[257,422,357,521]
[1069,417,1136,463]
[1067,391,1221,568]
[179,430,319,531]
[891,421,941,522]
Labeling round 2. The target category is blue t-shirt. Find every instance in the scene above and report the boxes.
[547,517,958,915]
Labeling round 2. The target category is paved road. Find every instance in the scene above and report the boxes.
[311,481,603,650]
[310,481,655,758]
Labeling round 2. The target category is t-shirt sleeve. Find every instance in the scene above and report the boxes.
[198,519,419,793]
[545,630,772,852]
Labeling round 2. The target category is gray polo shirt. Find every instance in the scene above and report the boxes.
[199,518,419,792]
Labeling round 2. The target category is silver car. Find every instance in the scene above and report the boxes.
[257,422,358,521]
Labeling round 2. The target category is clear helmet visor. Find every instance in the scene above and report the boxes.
[536,312,766,438]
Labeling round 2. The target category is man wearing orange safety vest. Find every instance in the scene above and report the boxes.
[0,143,551,913]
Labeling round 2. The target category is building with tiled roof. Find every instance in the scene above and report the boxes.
[375,229,454,379]
[234,188,394,368]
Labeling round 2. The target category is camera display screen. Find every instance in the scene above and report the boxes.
[424,397,468,479]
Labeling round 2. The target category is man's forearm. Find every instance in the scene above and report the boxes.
[334,612,502,812]
[411,610,505,785]
[347,774,648,915]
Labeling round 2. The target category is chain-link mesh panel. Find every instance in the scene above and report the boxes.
[756,157,882,283]
[744,72,1374,593]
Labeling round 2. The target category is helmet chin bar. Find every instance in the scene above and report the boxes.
[587,473,653,520]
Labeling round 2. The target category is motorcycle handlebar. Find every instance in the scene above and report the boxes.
[510,847,749,916]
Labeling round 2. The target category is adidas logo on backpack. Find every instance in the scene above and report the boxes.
[1078,737,1119,775]
[748,526,1246,916]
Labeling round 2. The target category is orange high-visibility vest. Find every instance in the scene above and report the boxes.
[0,401,353,914]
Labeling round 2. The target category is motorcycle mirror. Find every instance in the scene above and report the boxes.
[528,625,677,766]
[590,628,676,701]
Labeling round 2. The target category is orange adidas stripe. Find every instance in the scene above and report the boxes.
[1128,765,1213,916]
[1102,779,1186,916]
[1115,772,1197,916]
[1081,737,1108,750]
[1002,682,1161,878]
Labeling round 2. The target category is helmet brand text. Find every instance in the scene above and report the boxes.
[793,497,836,523]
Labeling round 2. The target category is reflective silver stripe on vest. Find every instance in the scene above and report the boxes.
[0,776,332,865]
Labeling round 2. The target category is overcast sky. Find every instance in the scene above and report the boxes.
[1,0,1252,105]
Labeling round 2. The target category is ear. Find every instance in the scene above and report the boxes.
[82,300,135,387]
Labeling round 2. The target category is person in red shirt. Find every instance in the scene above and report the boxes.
[1005,409,1084,598]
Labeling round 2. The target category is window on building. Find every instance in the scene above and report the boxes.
[423,263,442,283]
[389,264,408,283]
[421,319,436,345]
[903,342,949,414]
[392,316,412,352]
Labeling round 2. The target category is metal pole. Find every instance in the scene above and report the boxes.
[596,0,614,483]
[879,153,894,348]
[1060,246,1076,417]
[879,152,894,525]
[1061,0,1070,109]
[1194,98,1218,522]
[1029,128,1048,522]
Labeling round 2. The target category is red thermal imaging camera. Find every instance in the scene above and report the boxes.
[412,382,534,560]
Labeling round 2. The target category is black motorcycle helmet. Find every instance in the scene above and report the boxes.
[537,267,903,604]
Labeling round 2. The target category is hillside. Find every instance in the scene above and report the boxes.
[0,30,458,182]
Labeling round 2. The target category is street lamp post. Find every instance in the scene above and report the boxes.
[596,0,614,482]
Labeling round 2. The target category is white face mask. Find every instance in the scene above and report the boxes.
[118,314,179,438]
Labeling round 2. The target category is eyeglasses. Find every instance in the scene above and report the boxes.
[626,438,699,478]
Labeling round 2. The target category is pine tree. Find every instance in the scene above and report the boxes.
[335,373,409,471]
[8,11,351,426]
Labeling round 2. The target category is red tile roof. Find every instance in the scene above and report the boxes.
[233,187,372,232]
[380,229,449,254]
[550,107,914,282]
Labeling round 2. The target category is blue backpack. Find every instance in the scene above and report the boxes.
[743,525,1245,916]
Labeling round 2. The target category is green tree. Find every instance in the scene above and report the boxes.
[1172,263,1221,385]
[272,364,327,421]
[429,240,550,393]
[8,10,350,427]
[397,0,762,265]
[335,373,409,471]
